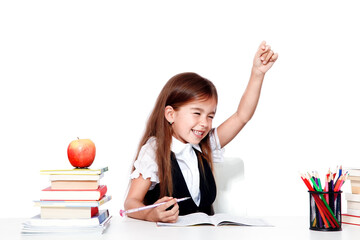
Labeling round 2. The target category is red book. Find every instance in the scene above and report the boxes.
[40,185,107,201]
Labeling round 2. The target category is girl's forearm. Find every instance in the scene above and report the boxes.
[217,68,265,148]
[124,198,154,221]
[235,67,265,123]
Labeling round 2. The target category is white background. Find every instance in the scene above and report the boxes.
[1,0,359,218]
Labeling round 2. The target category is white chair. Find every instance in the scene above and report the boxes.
[213,157,246,216]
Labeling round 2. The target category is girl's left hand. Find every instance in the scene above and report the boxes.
[253,41,278,75]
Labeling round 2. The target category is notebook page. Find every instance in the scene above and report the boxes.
[211,213,271,226]
[157,212,212,226]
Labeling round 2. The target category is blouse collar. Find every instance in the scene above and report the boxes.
[171,136,202,155]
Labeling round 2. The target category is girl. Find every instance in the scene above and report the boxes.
[124,41,278,223]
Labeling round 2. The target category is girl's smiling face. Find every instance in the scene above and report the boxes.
[169,97,217,144]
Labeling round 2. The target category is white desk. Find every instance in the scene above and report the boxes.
[1,216,360,240]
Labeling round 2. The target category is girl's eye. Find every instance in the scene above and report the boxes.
[208,115,214,119]
[194,112,201,115]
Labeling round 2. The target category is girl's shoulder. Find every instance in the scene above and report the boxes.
[144,136,157,147]
[131,136,159,185]
[138,136,157,159]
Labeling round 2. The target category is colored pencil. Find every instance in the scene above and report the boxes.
[300,174,331,228]
[303,172,340,228]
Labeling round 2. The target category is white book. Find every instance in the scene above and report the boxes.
[348,175,360,181]
[347,201,360,209]
[34,195,111,207]
[21,216,111,235]
[23,209,110,227]
[40,185,107,201]
[49,173,104,181]
[50,180,100,190]
[346,168,360,177]
[345,193,360,202]
[342,214,360,226]
[40,206,98,219]
[347,208,360,216]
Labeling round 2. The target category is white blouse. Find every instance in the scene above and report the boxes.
[130,128,224,206]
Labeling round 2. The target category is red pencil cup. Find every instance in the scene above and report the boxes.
[308,191,342,231]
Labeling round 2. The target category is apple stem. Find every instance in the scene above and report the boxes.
[77,137,79,140]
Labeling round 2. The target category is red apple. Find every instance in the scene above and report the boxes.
[67,138,96,168]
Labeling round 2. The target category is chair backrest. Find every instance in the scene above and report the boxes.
[212,157,246,216]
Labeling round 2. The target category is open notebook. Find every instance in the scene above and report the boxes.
[157,212,272,227]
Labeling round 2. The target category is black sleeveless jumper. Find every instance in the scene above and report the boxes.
[144,149,217,215]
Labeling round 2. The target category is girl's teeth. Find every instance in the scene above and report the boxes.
[193,130,203,136]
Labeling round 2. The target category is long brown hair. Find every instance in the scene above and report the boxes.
[133,72,218,197]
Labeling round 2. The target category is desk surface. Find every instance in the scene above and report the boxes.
[1,216,360,240]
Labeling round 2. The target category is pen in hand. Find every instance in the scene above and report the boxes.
[120,197,191,217]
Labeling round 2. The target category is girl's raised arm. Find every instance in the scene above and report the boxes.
[217,41,278,148]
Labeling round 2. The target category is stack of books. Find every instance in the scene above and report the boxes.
[22,167,112,235]
[342,168,360,226]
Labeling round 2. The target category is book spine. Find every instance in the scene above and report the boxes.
[91,207,99,217]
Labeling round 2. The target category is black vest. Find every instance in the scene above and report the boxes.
[144,149,217,215]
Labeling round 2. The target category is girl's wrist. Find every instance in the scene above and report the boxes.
[250,68,266,84]
[251,66,266,78]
